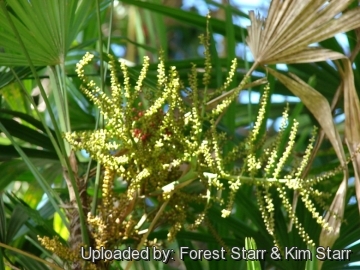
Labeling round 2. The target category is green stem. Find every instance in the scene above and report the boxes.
[106,1,114,55]
[90,0,113,215]
[149,168,198,196]
[91,162,102,216]
[50,66,68,148]
[240,25,253,127]
[125,200,170,270]
[95,0,105,94]
[50,65,90,247]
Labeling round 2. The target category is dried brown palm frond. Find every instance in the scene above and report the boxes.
[246,0,360,65]
[246,0,360,251]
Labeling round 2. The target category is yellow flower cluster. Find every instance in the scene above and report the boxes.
[38,236,96,270]
[62,26,246,259]
[40,18,344,268]
[67,49,337,254]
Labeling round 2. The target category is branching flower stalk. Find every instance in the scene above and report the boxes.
[37,16,348,269]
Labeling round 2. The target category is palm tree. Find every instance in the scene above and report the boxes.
[0,0,359,269]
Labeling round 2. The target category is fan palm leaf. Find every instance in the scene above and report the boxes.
[0,0,96,66]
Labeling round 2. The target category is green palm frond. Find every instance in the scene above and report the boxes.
[0,0,97,66]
